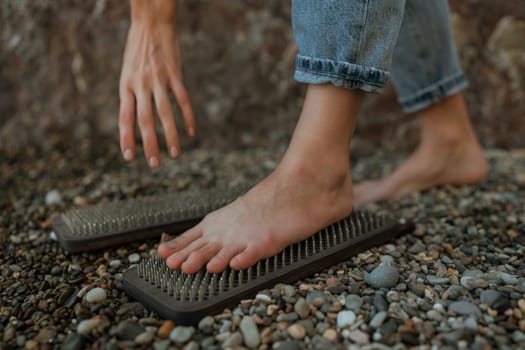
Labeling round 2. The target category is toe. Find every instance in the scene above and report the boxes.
[229,246,261,270]
[206,245,245,273]
[181,243,221,274]
[158,223,203,259]
[166,238,206,270]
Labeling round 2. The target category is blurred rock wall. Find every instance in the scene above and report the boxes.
[0,0,524,154]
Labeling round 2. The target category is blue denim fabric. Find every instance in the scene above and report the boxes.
[292,0,468,113]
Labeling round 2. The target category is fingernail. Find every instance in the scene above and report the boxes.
[188,127,195,137]
[123,149,133,160]
[149,156,159,167]
[170,146,179,158]
[164,240,178,248]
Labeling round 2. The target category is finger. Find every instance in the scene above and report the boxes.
[153,85,181,158]
[136,90,161,168]
[170,79,196,138]
[157,223,203,258]
[119,88,136,161]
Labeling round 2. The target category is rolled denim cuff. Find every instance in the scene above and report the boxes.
[399,71,469,113]
[294,55,390,93]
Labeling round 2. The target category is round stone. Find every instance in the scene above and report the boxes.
[365,265,399,289]
[45,190,62,205]
[170,326,195,345]
[198,316,215,333]
[128,253,141,264]
[345,294,363,311]
[337,310,356,328]
[158,320,175,338]
[288,324,306,340]
[85,288,107,303]
[323,328,338,342]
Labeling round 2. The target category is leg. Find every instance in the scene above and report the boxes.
[158,0,406,273]
[354,0,487,205]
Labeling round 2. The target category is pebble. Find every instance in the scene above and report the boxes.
[221,332,243,348]
[45,190,62,205]
[480,290,509,311]
[427,276,450,285]
[288,323,306,340]
[128,253,141,264]
[499,272,519,285]
[85,288,107,303]
[323,328,338,342]
[345,294,363,311]
[109,259,122,268]
[61,333,85,350]
[134,331,154,345]
[373,294,389,312]
[115,321,145,341]
[294,298,310,319]
[347,329,370,344]
[158,320,175,338]
[170,326,195,345]
[77,319,101,335]
[198,316,215,334]
[370,311,388,328]
[240,316,260,348]
[448,301,482,319]
[255,293,272,303]
[275,340,301,350]
[337,310,356,328]
[365,265,400,289]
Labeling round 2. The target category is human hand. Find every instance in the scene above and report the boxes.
[119,2,195,167]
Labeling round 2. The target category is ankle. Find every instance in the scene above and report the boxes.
[280,151,351,191]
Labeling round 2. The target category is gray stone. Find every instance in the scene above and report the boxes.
[198,316,215,333]
[365,265,399,289]
[306,290,328,305]
[221,332,243,349]
[183,341,200,350]
[134,332,154,345]
[239,316,260,348]
[115,321,145,341]
[373,294,389,312]
[61,333,85,350]
[294,298,310,319]
[345,294,363,311]
[427,276,450,285]
[170,326,195,345]
[370,311,388,329]
[276,340,301,350]
[499,272,519,285]
[448,301,482,319]
[277,312,299,322]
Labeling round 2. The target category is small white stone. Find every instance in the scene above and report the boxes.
[255,293,272,303]
[128,253,141,264]
[337,310,356,328]
[109,260,122,268]
[49,231,57,241]
[45,190,62,205]
[85,287,107,303]
[77,319,101,335]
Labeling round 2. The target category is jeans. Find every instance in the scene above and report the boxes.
[292,0,468,113]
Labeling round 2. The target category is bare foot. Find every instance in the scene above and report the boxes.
[354,94,488,205]
[158,156,353,273]
[158,84,363,273]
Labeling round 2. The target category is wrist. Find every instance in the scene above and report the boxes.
[130,0,177,24]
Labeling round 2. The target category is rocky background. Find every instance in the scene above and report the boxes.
[0,0,524,154]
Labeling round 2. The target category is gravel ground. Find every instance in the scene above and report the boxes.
[1,139,525,349]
